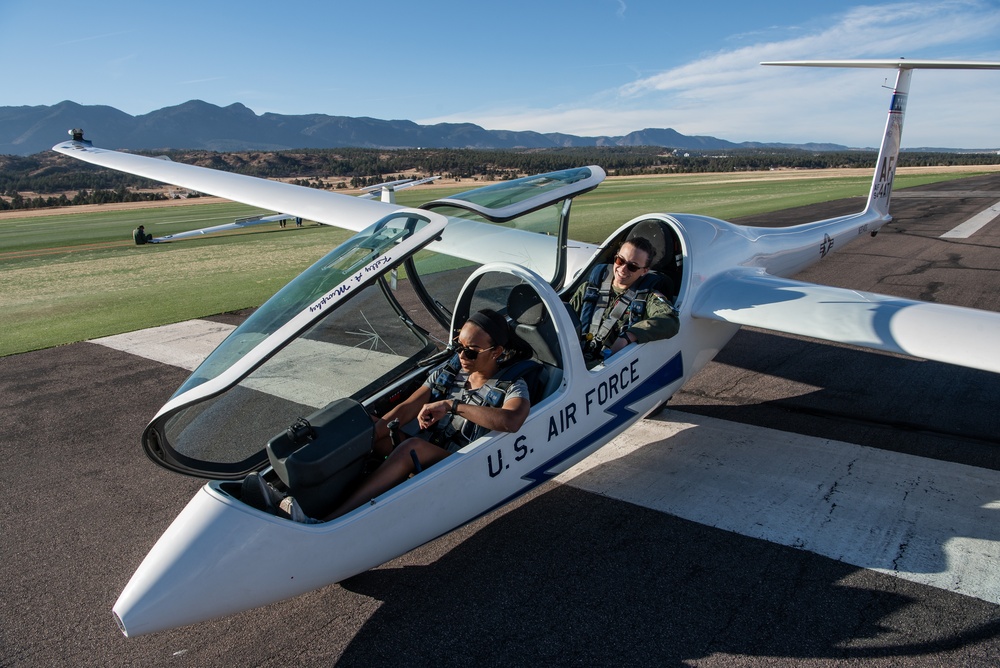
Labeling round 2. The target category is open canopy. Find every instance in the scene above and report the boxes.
[140,168,604,478]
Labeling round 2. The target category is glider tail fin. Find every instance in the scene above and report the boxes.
[762,59,1000,227]
[864,67,911,221]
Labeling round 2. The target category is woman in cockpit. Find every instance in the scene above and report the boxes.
[329,309,530,519]
[248,309,531,522]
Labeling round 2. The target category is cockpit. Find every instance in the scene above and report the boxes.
[142,167,605,480]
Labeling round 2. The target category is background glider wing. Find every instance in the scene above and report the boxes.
[53,141,398,232]
[691,271,1000,373]
[357,176,441,201]
[148,176,442,240]
[53,140,571,271]
[152,213,298,242]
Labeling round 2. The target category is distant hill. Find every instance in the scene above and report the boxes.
[0,100,858,156]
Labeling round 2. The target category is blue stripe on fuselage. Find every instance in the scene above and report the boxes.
[487,351,684,512]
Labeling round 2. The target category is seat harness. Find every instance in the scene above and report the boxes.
[425,354,535,449]
[578,264,660,353]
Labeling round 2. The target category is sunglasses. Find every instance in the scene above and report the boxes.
[452,340,496,360]
[614,254,648,273]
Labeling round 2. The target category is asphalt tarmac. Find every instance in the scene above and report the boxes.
[686,172,1000,469]
[3,173,1000,666]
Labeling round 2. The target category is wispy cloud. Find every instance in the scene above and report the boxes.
[421,1,1000,147]
[54,30,133,46]
[179,77,227,85]
[619,1,1000,98]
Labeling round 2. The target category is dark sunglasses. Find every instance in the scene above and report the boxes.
[452,340,496,360]
[614,254,648,273]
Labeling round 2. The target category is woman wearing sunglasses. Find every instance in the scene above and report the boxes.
[321,309,531,520]
[570,236,679,362]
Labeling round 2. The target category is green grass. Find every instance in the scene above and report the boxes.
[0,200,275,253]
[565,172,975,242]
[0,169,988,357]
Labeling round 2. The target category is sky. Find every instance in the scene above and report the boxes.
[2,0,999,148]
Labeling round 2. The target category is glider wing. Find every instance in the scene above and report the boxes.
[691,270,1000,373]
[53,141,398,232]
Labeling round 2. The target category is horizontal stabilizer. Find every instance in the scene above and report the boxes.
[691,271,1000,374]
[761,59,1000,70]
[358,178,416,192]
[358,176,441,202]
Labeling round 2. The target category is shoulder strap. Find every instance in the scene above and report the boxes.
[472,359,540,402]
[634,271,663,293]
[427,353,461,401]
[620,272,668,322]
[461,359,540,443]
[587,263,610,287]
[578,264,611,336]
[493,359,541,390]
[590,271,666,347]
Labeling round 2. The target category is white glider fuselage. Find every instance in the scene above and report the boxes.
[114,262,690,637]
[109,204,882,637]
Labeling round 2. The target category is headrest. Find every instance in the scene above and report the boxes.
[627,220,671,273]
[506,284,545,326]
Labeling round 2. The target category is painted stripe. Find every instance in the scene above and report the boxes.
[893,190,1000,198]
[92,320,1000,605]
[485,353,685,514]
[91,320,406,407]
[556,413,1000,606]
[940,199,1000,238]
[93,319,235,370]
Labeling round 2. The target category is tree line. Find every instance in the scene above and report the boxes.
[0,187,169,212]
[2,146,998,212]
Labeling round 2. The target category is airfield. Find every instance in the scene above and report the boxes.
[4,172,1000,666]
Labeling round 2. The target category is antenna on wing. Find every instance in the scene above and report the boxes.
[761,59,1000,230]
[68,128,92,146]
[358,176,442,204]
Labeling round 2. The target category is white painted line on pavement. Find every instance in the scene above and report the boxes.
[93,319,234,370]
[557,414,1000,605]
[941,199,1000,238]
[91,319,406,408]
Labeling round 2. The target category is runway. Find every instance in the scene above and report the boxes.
[4,173,1000,666]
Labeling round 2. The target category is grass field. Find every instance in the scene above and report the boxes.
[0,168,992,357]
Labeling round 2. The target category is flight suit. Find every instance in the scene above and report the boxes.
[570,270,679,351]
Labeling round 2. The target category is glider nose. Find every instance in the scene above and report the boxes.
[112,610,128,637]
[111,484,317,637]
[111,485,239,637]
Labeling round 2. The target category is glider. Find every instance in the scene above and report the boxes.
[143,174,440,242]
[52,59,1000,636]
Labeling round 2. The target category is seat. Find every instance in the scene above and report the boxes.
[506,284,564,403]
[627,219,681,302]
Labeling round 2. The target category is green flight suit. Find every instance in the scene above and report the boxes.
[570,276,679,346]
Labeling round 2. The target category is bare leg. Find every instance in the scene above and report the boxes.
[325,437,450,520]
[372,433,394,458]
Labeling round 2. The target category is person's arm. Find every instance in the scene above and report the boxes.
[418,389,530,434]
[620,292,679,345]
[374,384,432,441]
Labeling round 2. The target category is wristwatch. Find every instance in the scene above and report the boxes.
[450,398,460,415]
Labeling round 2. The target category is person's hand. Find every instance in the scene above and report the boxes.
[610,331,634,353]
[418,400,451,430]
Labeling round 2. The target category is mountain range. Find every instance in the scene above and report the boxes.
[2,99,857,156]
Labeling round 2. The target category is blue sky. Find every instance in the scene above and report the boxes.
[2,0,999,148]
